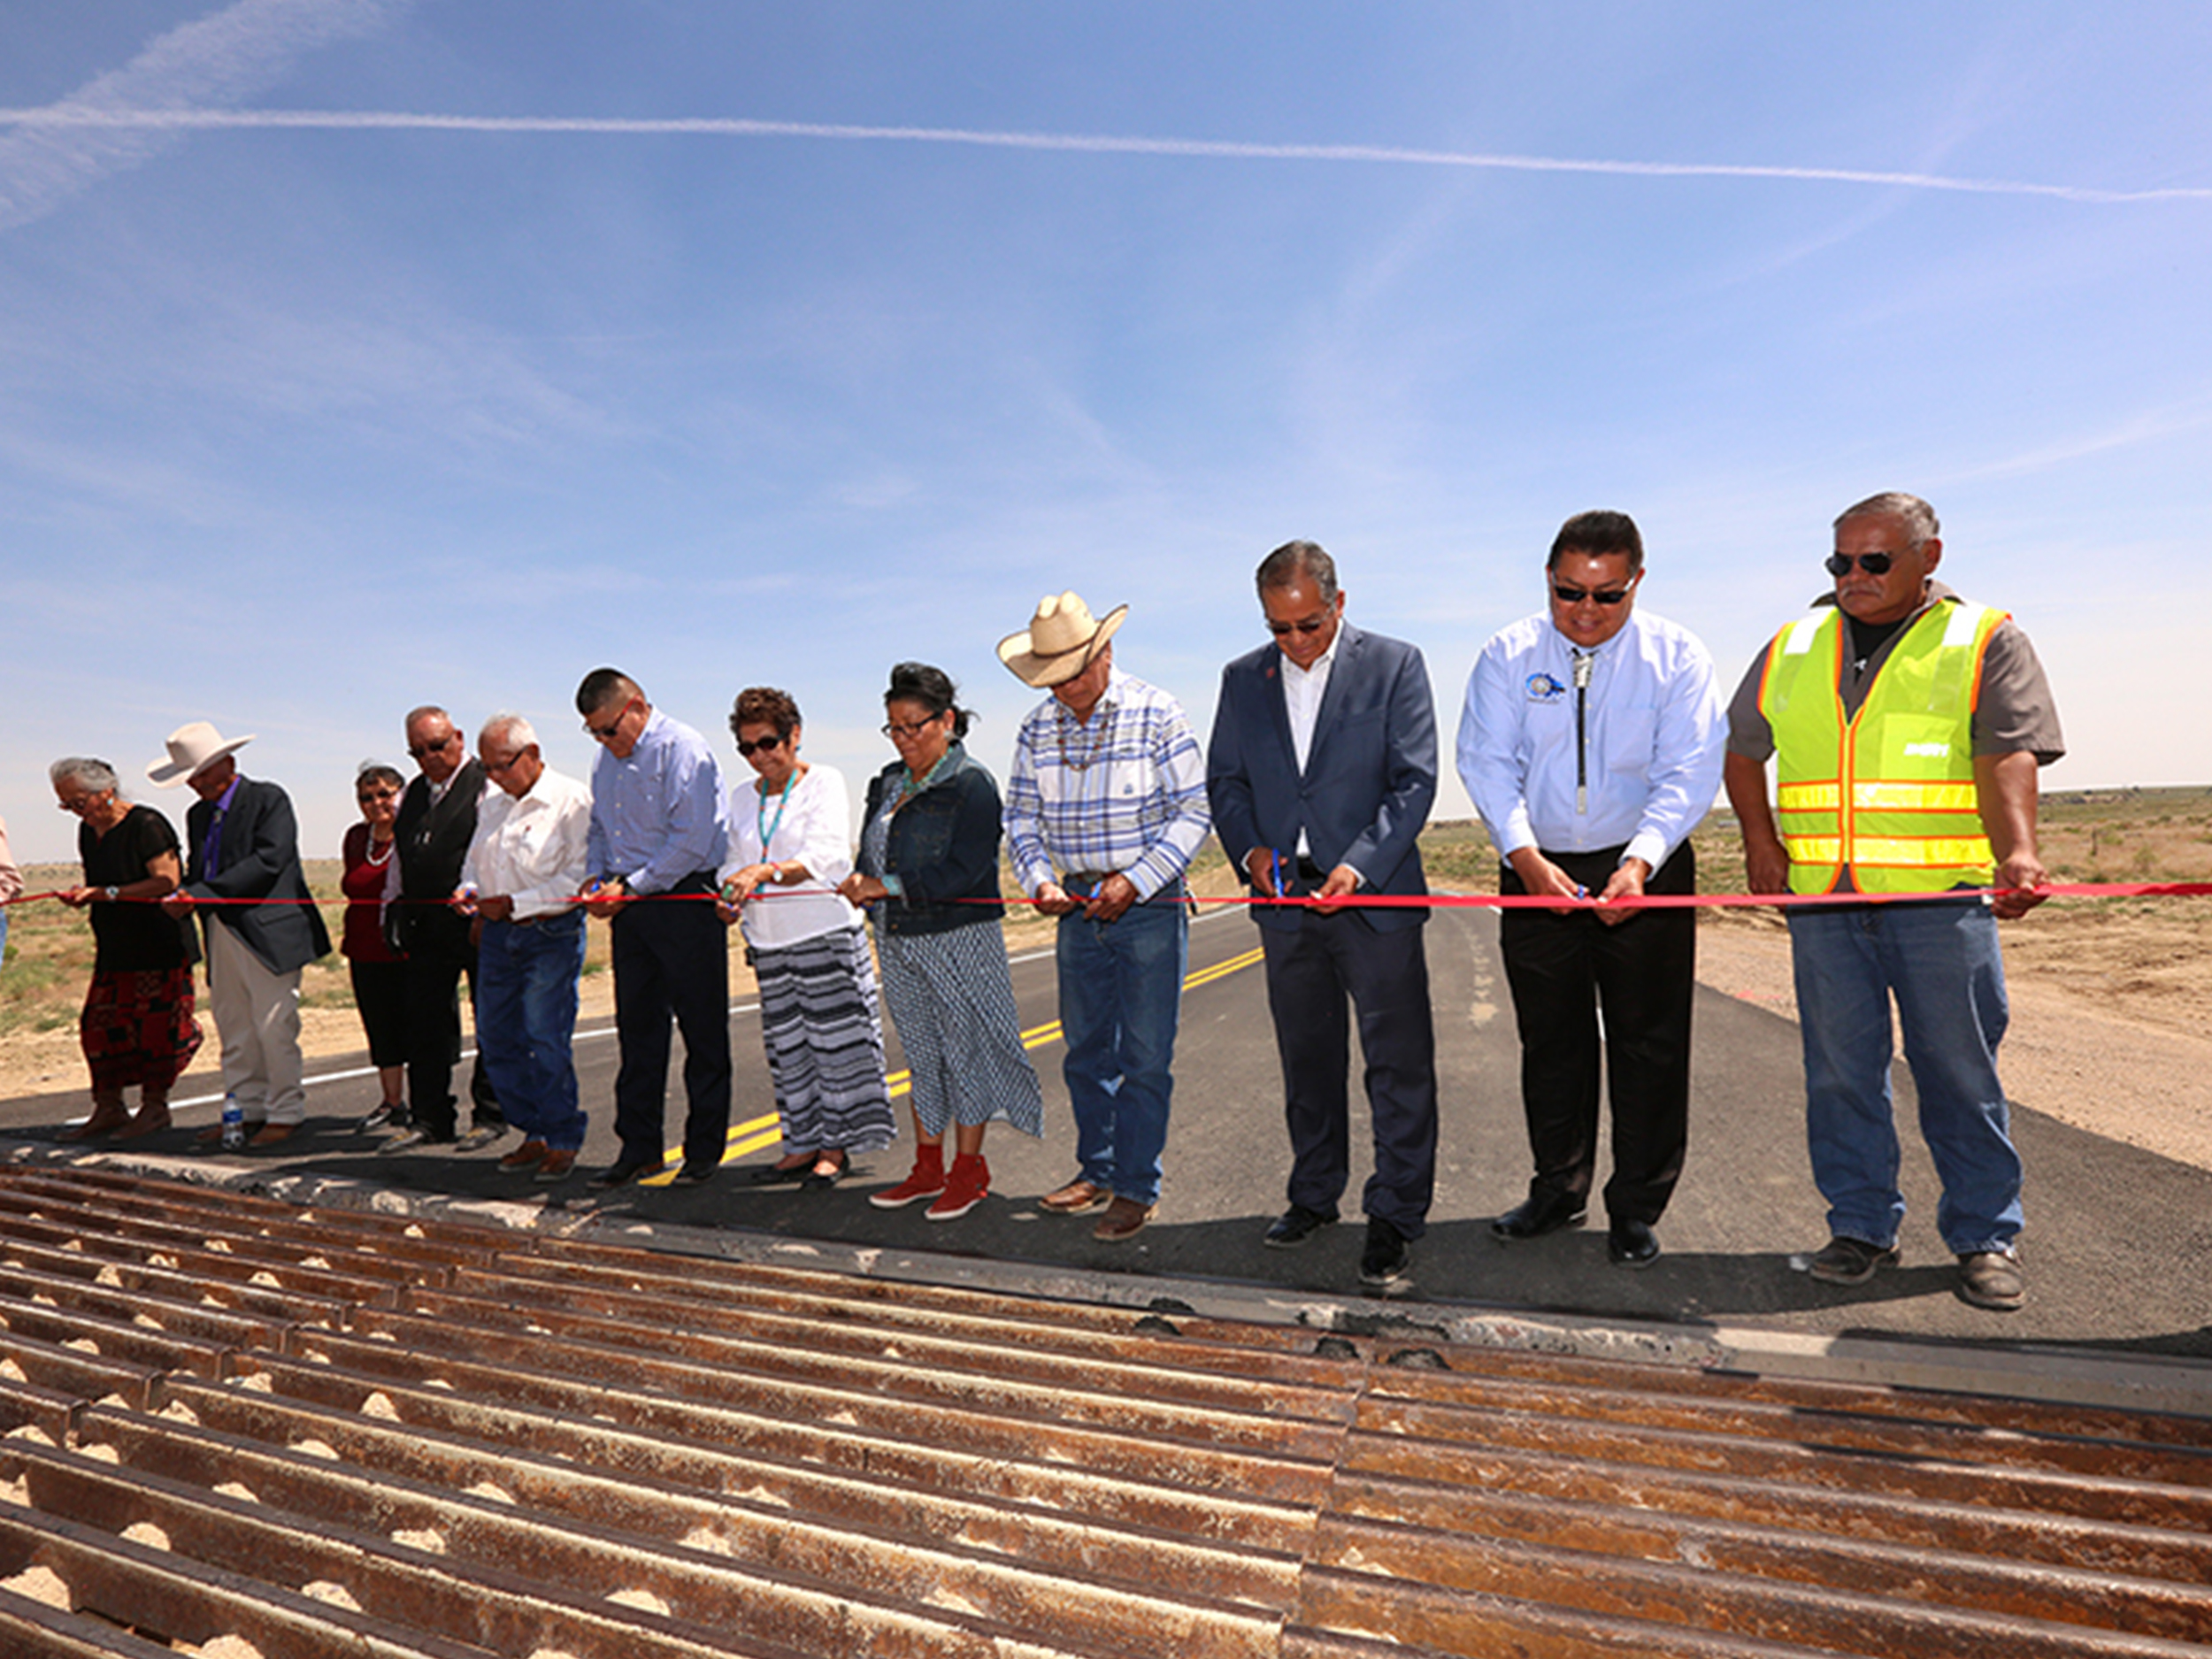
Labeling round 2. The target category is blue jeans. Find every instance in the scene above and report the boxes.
[1056,894,1187,1206]
[1788,898,2023,1255]
[476,911,588,1151]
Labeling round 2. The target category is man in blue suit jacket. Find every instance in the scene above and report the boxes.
[1206,541,1440,1288]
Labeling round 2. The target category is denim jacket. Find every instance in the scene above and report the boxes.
[859,742,1007,936]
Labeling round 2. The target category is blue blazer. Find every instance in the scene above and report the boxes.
[184,776,333,974]
[1205,622,1437,934]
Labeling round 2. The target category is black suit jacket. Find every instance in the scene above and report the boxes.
[390,762,485,957]
[1205,622,1438,935]
[184,776,332,974]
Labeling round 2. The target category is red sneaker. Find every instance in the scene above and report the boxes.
[869,1148,947,1210]
[926,1154,990,1222]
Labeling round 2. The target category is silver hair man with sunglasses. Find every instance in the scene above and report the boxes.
[1724,491,2063,1312]
[1458,510,1725,1270]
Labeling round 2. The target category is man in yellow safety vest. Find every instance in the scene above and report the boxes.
[1724,492,2064,1312]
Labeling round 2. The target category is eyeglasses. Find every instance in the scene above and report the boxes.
[585,697,640,741]
[481,753,529,775]
[356,787,400,802]
[1825,551,1897,576]
[735,733,786,757]
[1551,584,1632,606]
[407,734,457,758]
[1266,616,1331,637]
[57,792,109,814]
[881,717,942,740]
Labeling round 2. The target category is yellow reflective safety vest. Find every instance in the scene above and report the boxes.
[1756,599,2006,895]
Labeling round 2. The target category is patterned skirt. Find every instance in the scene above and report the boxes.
[875,924,1043,1139]
[752,926,897,1155]
[81,967,204,1094]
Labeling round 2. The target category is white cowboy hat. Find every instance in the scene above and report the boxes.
[146,720,255,787]
[997,591,1129,688]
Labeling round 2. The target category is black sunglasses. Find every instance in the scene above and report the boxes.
[406,736,457,758]
[735,733,786,757]
[1551,584,1632,606]
[1267,616,1331,636]
[1826,551,1896,576]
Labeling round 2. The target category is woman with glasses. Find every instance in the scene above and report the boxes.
[50,757,203,1140]
[342,762,411,1133]
[716,687,894,1189]
[839,663,1043,1221]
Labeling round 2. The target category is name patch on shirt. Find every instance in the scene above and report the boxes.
[1902,741,1951,758]
[1525,672,1568,703]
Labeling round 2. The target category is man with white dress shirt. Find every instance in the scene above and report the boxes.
[1457,511,1725,1267]
[457,713,594,1183]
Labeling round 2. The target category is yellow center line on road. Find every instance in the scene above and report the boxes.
[648,944,1264,1174]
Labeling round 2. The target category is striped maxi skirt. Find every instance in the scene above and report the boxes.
[751,924,897,1156]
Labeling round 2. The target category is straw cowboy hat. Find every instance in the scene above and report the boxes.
[997,591,1128,688]
[146,720,255,787]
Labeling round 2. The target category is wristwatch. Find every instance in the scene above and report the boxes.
[104,886,119,902]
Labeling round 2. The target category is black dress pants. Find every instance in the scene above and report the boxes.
[1498,840,1696,1226]
[402,910,498,1140]
[1259,911,1439,1238]
[609,875,732,1170]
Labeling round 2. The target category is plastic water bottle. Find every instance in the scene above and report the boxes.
[220,1094,245,1151]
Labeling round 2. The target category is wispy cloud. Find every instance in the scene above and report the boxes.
[0,0,413,231]
[2,105,2207,206]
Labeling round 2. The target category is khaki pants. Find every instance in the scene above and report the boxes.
[204,920,306,1125]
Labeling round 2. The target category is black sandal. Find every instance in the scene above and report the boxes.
[802,1149,849,1189]
[747,1155,813,1187]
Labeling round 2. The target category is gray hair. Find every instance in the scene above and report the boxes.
[50,757,119,794]
[480,711,537,751]
[1256,539,1339,603]
[1836,492,1939,550]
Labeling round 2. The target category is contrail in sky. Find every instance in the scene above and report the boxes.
[2,105,2208,206]
[0,0,414,231]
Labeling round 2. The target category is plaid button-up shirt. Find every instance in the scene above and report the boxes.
[1004,668,1210,902]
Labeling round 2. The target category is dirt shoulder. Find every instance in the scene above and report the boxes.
[1698,916,2212,1173]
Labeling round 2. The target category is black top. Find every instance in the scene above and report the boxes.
[81,805,198,972]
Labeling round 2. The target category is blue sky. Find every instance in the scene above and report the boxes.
[4,1,2208,864]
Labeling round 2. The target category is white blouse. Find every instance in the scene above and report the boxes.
[718,763,862,949]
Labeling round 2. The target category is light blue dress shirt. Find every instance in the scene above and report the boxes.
[1456,607,1725,873]
[586,708,730,894]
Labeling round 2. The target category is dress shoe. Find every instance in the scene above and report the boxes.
[499,1139,549,1171]
[588,1156,662,1190]
[246,1124,296,1149]
[1039,1178,1112,1215]
[1092,1196,1157,1242]
[534,1148,579,1182]
[1360,1217,1411,1287]
[1491,1191,1587,1240]
[1607,1217,1661,1268]
[802,1150,849,1190]
[1957,1249,2025,1312]
[1263,1204,1336,1248]
[671,1160,719,1187]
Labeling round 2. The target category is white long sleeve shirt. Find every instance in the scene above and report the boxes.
[1457,607,1725,872]
[461,766,593,920]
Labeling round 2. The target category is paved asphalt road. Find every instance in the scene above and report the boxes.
[5,905,2209,1360]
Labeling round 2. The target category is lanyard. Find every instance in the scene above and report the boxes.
[757,772,796,853]
[1571,649,1594,815]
